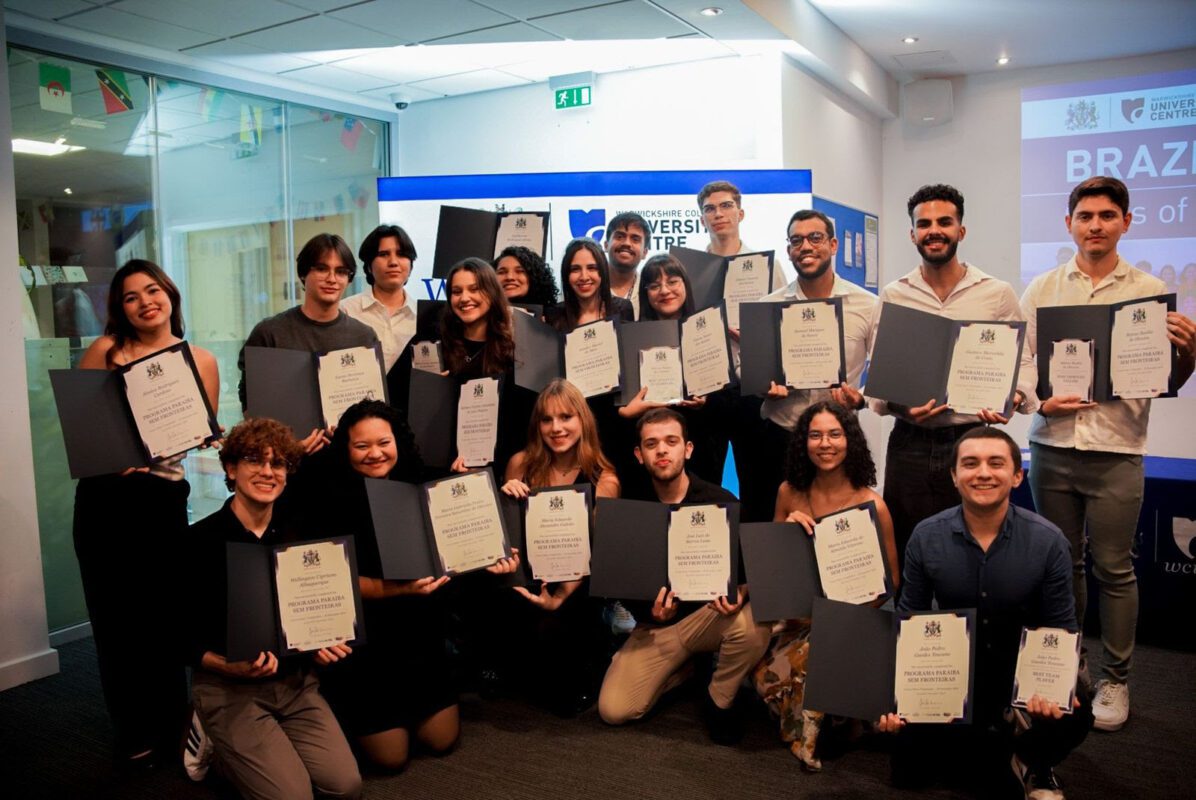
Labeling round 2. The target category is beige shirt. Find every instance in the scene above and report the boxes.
[869,263,1037,427]
[1021,256,1166,455]
[760,274,878,430]
[341,287,417,372]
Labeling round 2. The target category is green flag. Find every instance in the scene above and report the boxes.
[39,63,71,114]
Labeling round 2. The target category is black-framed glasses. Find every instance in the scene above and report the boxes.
[787,232,829,248]
[309,264,353,280]
[701,200,738,215]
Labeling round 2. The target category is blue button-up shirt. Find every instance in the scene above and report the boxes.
[898,503,1075,717]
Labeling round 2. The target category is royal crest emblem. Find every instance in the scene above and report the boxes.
[420,344,430,356]
[834,518,850,534]
[923,619,942,638]
[1065,99,1099,131]
[145,361,164,380]
[1042,632,1059,649]
[302,549,321,568]
[340,352,356,367]
[583,327,596,340]
[450,482,467,498]
[741,259,754,271]
[1065,342,1077,356]
[802,307,816,322]
[980,328,996,344]
[515,217,527,229]
[1132,308,1146,323]
[549,495,565,511]
[473,383,485,397]
[654,350,668,362]
[696,316,707,330]
[690,510,706,526]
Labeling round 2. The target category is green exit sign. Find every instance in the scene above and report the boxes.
[554,86,591,109]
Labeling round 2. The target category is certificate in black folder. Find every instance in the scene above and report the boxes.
[865,303,1026,417]
[513,313,623,397]
[670,246,775,318]
[245,344,388,433]
[50,369,149,478]
[590,498,739,601]
[616,314,735,403]
[507,484,594,585]
[1036,293,1178,401]
[225,536,365,663]
[804,599,976,724]
[738,298,847,396]
[432,206,550,277]
[407,369,457,468]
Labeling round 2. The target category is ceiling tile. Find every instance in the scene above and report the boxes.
[110,0,311,39]
[356,82,445,102]
[427,21,562,45]
[329,46,484,83]
[182,39,322,73]
[56,7,216,50]
[408,67,533,96]
[3,0,94,21]
[233,14,404,51]
[652,0,785,40]
[480,1,599,17]
[277,63,396,92]
[329,0,514,43]
[532,1,692,40]
[276,0,367,11]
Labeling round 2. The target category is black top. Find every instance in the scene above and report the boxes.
[543,297,634,333]
[186,499,301,670]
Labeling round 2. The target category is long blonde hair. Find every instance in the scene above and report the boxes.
[522,379,613,489]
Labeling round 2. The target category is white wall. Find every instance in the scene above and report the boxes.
[0,8,59,691]
[881,48,1196,457]
[398,54,785,175]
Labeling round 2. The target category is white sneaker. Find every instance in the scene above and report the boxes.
[183,710,214,781]
[1092,680,1129,731]
[604,601,637,635]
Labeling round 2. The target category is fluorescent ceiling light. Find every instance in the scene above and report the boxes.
[12,138,86,156]
[902,36,918,44]
[996,56,1010,65]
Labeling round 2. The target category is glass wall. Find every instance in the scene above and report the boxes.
[10,46,388,631]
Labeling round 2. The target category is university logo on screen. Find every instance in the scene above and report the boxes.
[1161,517,1196,576]
[568,206,708,250]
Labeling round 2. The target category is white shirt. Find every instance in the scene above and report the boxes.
[760,274,879,430]
[341,287,417,372]
[1021,256,1165,455]
[869,263,1037,427]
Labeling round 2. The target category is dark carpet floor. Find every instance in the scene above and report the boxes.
[1,636,1192,799]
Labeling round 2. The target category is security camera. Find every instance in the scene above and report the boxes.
[395,101,409,110]
[390,93,411,111]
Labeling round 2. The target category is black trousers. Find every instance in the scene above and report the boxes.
[709,390,776,523]
[73,474,191,759]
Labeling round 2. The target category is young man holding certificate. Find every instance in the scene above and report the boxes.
[758,210,878,498]
[604,212,652,318]
[1020,177,1196,732]
[874,184,1036,568]
[597,408,770,744]
[880,427,1092,800]
[186,419,362,800]
[341,224,418,373]
[237,234,379,450]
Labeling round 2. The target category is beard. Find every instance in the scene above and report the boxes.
[916,236,959,267]
[795,254,833,281]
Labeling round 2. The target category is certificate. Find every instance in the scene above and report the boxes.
[456,377,500,467]
[894,611,972,723]
[1012,627,1081,713]
[812,503,888,605]
[524,487,592,582]
[564,319,621,398]
[667,504,732,601]
[1110,299,1171,399]
[1048,339,1094,401]
[944,322,1022,415]
[412,340,444,374]
[779,301,843,389]
[425,471,509,575]
[494,212,546,257]
[640,347,684,404]
[316,344,387,429]
[723,252,772,329]
[681,305,733,397]
[274,539,358,653]
[118,343,218,461]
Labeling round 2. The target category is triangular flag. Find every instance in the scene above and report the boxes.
[199,87,224,121]
[340,117,363,151]
[240,105,263,147]
[39,63,72,114]
[96,69,134,114]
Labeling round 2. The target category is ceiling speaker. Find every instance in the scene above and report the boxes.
[903,79,953,127]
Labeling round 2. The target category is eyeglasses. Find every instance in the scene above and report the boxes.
[701,200,738,215]
[241,454,292,473]
[309,264,353,280]
[806,430,845,442]
[787,232,829,248]
[645,276,685,293]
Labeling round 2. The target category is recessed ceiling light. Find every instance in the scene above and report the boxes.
[996,56,1010,66]
[902,36,918,44]
[699,7,723,16]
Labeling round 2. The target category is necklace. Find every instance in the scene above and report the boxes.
[808,485,858,518]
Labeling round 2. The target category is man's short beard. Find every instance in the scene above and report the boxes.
[918,239,959,267]
[796,256,833,281]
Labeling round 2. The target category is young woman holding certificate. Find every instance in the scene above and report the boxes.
[74,259,220,767]
[498,379,620,714]
[297,400,461,771]
[493,245,559,309]
[753,401,898,770]
[544,238,634,331]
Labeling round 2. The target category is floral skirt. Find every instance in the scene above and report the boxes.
[751,620,823,770]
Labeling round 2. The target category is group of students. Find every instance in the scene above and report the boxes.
[70,176,1195,800]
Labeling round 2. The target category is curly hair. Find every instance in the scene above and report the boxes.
[330,399,424,483]
[519,379,613,489]
[783,401,875,491]
[103,260,184,367]
[494,245,559,306]
[220,418,305,490]
[441,258,515,375]
[559,238,615,329]
[637,254,695,321]
[906,184,964,223]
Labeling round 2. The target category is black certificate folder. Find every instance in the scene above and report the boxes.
[738,298,846,396]
[432,206,550,278]
[1036,293,1178,401]
[739,522,821,622]
[244,346,322,434]
[50,369,149,478]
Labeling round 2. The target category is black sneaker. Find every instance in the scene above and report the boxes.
[700,693,743,746]
[1012,754,1065,800]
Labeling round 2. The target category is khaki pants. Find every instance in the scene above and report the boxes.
[192,668,362,800]
[598,603,770,724]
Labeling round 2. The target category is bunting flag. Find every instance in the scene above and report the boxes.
[38,63,72,114]
[96,69,133,114]
[237,104,263,159]
[340,117,364,151]
[199,87,224,121]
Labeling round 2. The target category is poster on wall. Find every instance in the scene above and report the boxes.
[377,169,812,301]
